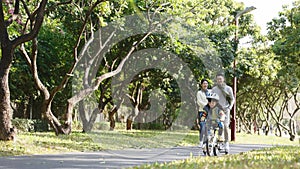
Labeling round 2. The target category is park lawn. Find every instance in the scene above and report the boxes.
[134,146,300,169]
[1,130,196,156]
[0,129,299,157]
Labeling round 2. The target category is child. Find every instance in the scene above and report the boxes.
[197,92,225,147]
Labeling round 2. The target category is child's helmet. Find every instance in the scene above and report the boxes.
[206,92,219,101]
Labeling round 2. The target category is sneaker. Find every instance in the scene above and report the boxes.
[225,142,230,152]
[198,141,203,148]
[217,135,224,142]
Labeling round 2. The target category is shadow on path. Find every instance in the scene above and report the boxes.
[0,144,273,169]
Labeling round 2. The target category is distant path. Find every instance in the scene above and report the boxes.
[0,144,272,169]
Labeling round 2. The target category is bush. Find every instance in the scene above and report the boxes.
[132,122,165,130]
[12,118,49,132]
[72,121,83,130]
[12,118,34,132]
[114,122,127,130]
[93,122,110,130]
[33,119,49,132]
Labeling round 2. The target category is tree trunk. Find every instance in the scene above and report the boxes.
[288,118,296,141]
[0,0,50,140]
[275,123,281,136]
[126,117,133,130]
[0,45,16,140]
[79,100,100,132]
[126,105,140,130]
[109,106,117,130]
[0,72,15,140]
[42,99,71,135]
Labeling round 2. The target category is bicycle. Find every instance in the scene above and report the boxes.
[202,124,228,156]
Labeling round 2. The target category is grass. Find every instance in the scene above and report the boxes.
[0,131,102,156]
[134,146,300,169]
[0,129,299,167]
[0,129,198,156]
[1,129,298,156]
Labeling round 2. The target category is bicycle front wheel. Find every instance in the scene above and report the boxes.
[205,139,214,156]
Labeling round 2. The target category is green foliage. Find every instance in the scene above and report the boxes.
[238,47,280,85]
[37,21,74,88]
[10,50,37,109]
[267,0,300,88]
[114,122,127,130]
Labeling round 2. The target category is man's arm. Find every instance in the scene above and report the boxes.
[227,86,235,110]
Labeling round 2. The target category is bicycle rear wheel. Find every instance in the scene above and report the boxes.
[213,146,220,156]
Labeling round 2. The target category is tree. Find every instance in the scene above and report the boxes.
[0,0,47,141]
[267,0,300,140]
[20,0,110,135]
[237,46,280,134]
[235,1,300,140]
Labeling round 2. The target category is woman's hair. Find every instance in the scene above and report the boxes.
[200,78,208,84]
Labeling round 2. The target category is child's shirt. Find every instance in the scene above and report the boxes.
[203,105,225,123]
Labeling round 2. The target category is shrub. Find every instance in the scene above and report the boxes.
[114,122,127,130]
[93,122,110,130]
[72,121,83,130]
[33,119,50,132]
[12,118,34,132]
[12,118,49,132]
[132,122,165,130]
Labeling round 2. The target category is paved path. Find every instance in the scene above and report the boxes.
[0,144,272,169]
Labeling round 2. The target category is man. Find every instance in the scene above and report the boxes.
[196,79,209,147]
[212,73,235,153]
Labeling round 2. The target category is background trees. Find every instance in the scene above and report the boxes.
[236,0,300,140]
[0,0,299,141]
[266,0,300,140]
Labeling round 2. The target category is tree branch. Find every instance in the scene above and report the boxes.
[11,0,48,48]
[49,0,107,101]
[4,0,20,27]
[20,0,34,33]
[73,0,107,61]
[19,44,32,66]
[0,2,9,45]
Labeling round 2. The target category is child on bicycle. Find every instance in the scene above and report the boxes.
[197,92,225,147]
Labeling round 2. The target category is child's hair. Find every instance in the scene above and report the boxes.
[207,98,218,103]
[207,98,212,103]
